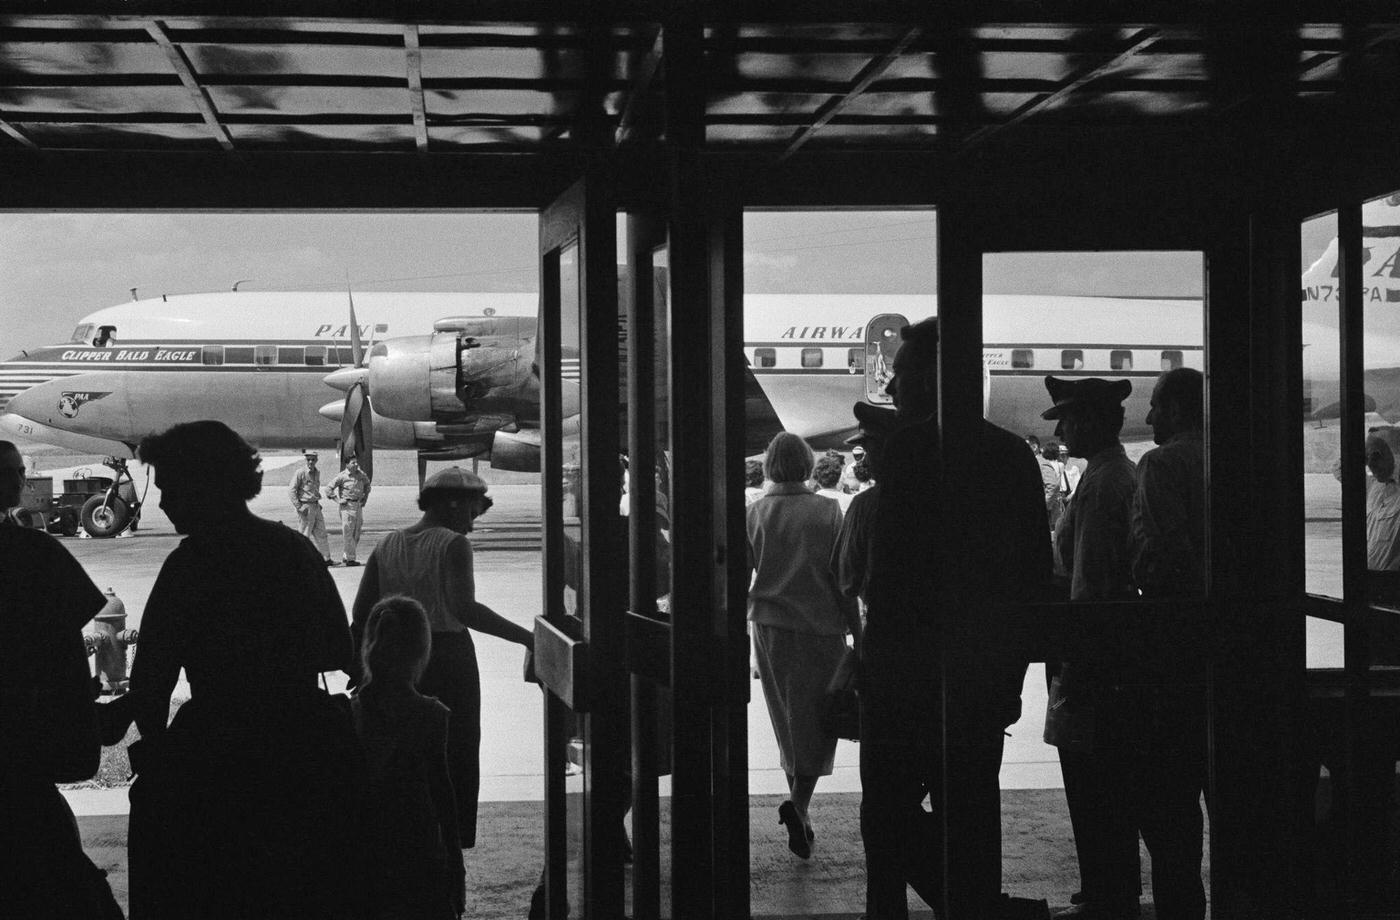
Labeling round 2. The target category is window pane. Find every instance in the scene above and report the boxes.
[1061,349,1083,370]
[847,347,863,371]
[278,346,304,365]
[754,347,776,368]
[225,346,254,364]
[1012,348,1034,369]
[1161,350,1184,371]
[254,345,276,366]
[1362,194,1400,629]
[1302,210,1342,611]
[801,347,823,368]
[305,346,327,367]
[201,345,223,366]
[1111,349,1133,371]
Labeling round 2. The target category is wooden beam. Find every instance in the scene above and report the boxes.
[144,19,233,151]
[958,26,1159,156]
[404,23,428,152]
[780,25,921,161]
[0,118,38,148]
[615,25,662,145]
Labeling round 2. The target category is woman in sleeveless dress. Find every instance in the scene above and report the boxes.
[350,466,534,845]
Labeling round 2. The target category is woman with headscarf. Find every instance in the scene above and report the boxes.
[351,466,534,848]
[747,431,861,859]
[126,420,360,919]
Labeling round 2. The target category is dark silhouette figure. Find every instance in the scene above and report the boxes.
[831,401,899,605]
[351,466,534,845]
[127,421,360,919]
[1128,367,1207,920]
[1042,376,1140,920]
[0,439,123,918]
[353,595,465,919]
[862,321,1052,919]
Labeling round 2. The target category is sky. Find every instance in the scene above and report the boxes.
[0,209,1224,353]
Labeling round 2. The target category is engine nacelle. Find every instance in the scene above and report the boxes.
[489,429,542,473]
[368,320,534,422]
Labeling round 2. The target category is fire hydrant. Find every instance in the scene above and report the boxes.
[83,587,137,696]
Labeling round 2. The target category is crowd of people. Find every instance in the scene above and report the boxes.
[744,318,1209,920]
[4,423,534,919]
[3,334,1219,919]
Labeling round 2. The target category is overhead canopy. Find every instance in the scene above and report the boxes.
[0,6,1396,163]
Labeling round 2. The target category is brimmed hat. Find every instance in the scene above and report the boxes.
[1041,377,1132,420]
[845,401,900,445]
[303,450,319,458]
[422,466,488,493]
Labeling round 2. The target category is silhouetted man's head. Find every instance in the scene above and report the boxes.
[1041,377,1131,460]
[886,318,939,421]
[0,441,24,509]
[1147,367,1204,445]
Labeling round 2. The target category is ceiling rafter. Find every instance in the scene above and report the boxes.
[403,23,428,152]
[0,117,39,148]
[957,26,1159,156]
[144,18,233,150]
[780,24,922,161]
[614,24,662,145]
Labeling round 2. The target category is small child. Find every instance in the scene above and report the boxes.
[354,595,465,919]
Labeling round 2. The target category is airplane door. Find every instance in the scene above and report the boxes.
[863,313,907,404]
[535,175,629,920]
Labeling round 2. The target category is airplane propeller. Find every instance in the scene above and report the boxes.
[338,288,374,478]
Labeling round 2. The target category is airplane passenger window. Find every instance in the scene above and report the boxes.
[225,346,254,364]
[1161,350,1183,371]
[801,348,823,368]
[1061,349,1084,370]
[1111,349,1133,371]
[305,346,327,367]
[254,345,277,366]
[337,346,355,365]
[201,345,223,366]
[754,347,776,368]
[278,346,305,365]
[1012,348,1034,369]
[847,347,863,370]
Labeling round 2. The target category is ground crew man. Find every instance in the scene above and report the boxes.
[325,456,371,566]
[289,449,334,565]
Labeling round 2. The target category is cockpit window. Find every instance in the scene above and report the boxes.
[70,324,95,344]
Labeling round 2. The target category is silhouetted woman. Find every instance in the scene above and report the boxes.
[126,421,359,919]
[351,466,533,848]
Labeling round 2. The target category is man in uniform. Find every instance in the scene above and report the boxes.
[1042,375,1139,920]
[289,450,334,565]
[861,318,1051,920]
[325,455,371,566]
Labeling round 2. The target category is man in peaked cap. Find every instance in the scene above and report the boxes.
[1041,375,1141,920]
[289,449,334,565]
[860,319,1052,920]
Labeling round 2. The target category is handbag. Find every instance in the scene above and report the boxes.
[1042,673,1094,752]
[820,647,860,742]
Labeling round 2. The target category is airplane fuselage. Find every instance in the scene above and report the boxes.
[0,290,1205,459]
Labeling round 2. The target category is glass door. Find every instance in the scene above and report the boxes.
[535,175,628,920]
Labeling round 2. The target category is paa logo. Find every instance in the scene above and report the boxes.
[58,392,110,418]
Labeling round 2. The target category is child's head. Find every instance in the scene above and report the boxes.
[361,595,432,688]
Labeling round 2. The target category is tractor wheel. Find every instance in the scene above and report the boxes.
[81,495,130,538]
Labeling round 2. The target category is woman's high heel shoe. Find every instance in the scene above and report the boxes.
[777,800,811,859]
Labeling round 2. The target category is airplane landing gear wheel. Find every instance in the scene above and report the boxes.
[81,495,130,538]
